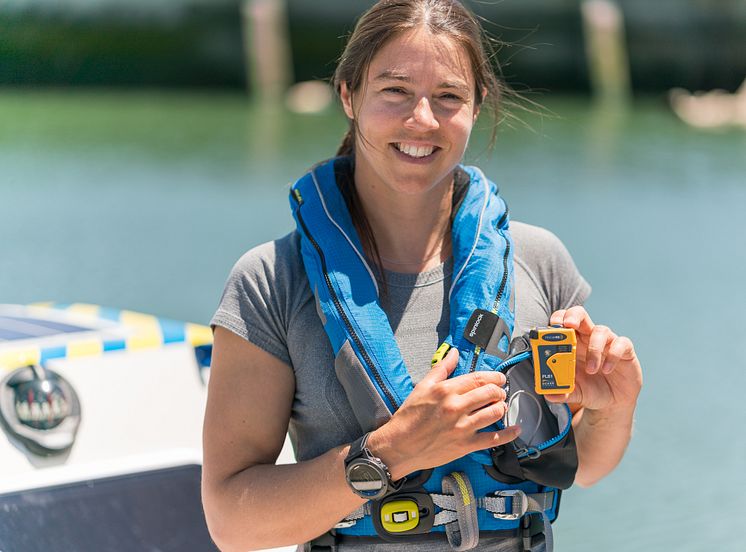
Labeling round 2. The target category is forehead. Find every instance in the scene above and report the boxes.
[367,27,474,88]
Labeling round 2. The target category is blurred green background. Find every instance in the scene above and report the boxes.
[2,0,745,91]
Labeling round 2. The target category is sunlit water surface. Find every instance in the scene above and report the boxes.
[1,89,745,551]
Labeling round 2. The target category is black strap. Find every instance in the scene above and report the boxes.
[304,531,338,552]
[522,514,546,552]
[306,528,524,550]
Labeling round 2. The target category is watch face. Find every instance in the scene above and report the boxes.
[347,461,385,497]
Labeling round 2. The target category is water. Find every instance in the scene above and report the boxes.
[2,89,745,551]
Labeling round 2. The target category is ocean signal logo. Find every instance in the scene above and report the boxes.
[469,313,484,338]
[543,333,566,342]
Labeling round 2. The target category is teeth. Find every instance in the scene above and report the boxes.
[396,143,435,158]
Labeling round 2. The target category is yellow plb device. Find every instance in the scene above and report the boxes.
[529,326,576,395]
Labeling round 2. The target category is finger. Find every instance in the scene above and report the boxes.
[424,348,459,383]
[549,309,566,326]
[585,325,615,374]
[467,399,508,429]
[560,306,595,335]
[600,336,635,374]
[461,383,506,412]
[471,426,522,451]
[444,369,507,394]
[545,385,583,405]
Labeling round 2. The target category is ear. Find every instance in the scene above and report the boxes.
[340,82,355,120]
[473,104,481,122]
[473,88,487,122]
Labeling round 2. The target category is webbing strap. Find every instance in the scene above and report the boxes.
[337,491,554,525]
[336,503,371,527]
[441,472,479,551]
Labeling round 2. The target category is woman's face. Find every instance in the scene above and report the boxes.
[341,27,480,197]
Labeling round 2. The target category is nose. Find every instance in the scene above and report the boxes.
[405,97,439,132]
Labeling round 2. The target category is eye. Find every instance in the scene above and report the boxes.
[439,93,465,102]
[383,87,407,95]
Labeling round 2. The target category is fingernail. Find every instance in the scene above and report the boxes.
[586,360,597,374]
[602,362,613,374]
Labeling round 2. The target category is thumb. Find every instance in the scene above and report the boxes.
[545,387,582,406]
[426,347,459,383]
[544,393,571,404]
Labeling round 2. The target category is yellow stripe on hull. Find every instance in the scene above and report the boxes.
[67,339,104,358]
[120,310,163,350]
[0,348,42,371]
[65,304,103,319]
[186,323,213,347]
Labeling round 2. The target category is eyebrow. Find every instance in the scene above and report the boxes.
[372,70,471,94]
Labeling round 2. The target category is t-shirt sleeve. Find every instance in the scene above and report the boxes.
[210,236,299,366]
[514,223,591,312]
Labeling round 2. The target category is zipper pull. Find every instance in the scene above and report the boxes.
[514,445,541,460]
[292,188,303,205]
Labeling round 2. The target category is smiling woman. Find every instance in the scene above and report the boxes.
[201,2,642,552]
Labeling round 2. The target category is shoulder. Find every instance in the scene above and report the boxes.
[212,231,311,364]
[229,231,305,287]
[510,221,575,278]
[511,220,563,253]
[510,220,591,310]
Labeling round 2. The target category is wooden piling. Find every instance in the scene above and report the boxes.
[241,0,293,103]
[581,0,631,106]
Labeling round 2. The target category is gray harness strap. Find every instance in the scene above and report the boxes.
[440,472,479,551]
[336,485,555,552]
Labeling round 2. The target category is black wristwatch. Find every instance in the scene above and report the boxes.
[344,432,402,500]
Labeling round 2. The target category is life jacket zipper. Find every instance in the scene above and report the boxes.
[292,189,400,411]
[469,236,511,372]
[514,404,573,459]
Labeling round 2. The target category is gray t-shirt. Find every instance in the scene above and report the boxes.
[211,221,590,551]
[212,221,589,458]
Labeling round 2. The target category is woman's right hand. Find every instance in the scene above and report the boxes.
[367,348,522,480]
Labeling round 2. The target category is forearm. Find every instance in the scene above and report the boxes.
[573,404,636,487]
[203,445,364,551]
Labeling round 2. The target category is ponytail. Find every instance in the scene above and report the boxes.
[336,126,355,156]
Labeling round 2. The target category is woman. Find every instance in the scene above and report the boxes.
[202,1,642,551]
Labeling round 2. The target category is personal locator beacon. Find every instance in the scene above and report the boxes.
[529,326,576,395]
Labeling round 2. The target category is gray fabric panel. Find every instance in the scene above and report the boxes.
[335,339,392,433]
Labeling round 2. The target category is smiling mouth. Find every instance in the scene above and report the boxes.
[393,142,439,158]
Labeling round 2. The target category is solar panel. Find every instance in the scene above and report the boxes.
[0,315,94,341]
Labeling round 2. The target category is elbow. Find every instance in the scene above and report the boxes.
[573,473,601,489]
[204,504,265,552]
[203,501,245,552]
[572,458,622,489]
[203,481,298,551]
[202,481,261,552]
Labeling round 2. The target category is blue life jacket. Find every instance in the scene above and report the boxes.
[290,157,570,550]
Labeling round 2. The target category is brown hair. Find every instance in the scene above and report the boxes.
[332,0,507,284]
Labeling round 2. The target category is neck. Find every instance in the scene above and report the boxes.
[353,165,454,274]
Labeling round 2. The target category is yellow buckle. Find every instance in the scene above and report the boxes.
[431,343,451,366]
[380,499,420,533]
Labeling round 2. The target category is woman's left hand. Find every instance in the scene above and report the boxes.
[545,306,642,412]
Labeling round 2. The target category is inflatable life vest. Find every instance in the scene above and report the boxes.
[290,157,577,551]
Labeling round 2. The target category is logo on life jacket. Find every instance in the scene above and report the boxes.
[464,309,500,349]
